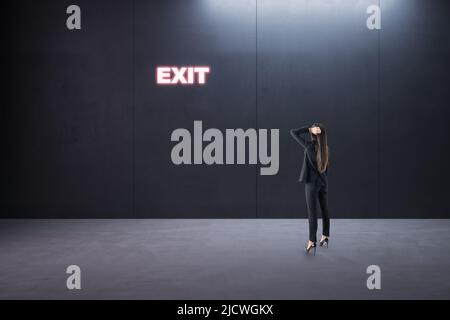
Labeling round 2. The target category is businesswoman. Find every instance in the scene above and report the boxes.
[290,123,330,255]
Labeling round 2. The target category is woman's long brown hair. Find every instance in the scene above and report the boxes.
[311,123,329,173]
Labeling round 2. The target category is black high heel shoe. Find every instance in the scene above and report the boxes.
[304,242,316,255]
[319,237,329,248]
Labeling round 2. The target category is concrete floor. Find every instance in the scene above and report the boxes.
[0,219,449,300]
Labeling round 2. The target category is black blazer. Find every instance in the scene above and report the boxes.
[290,126,328,184]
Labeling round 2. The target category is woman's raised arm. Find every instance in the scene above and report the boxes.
[290,126,311,148]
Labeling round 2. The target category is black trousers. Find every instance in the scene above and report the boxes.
[305,178,330,242]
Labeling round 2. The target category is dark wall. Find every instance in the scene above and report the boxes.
[379,0,450,218]
[134,0,257,218]
[2,0,450,218]
[3,0,134,218]
[257,0,379,218]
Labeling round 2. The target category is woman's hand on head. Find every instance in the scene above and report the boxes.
[310,126,321,135]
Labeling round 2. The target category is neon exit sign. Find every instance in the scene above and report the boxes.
[156,66,210,85]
